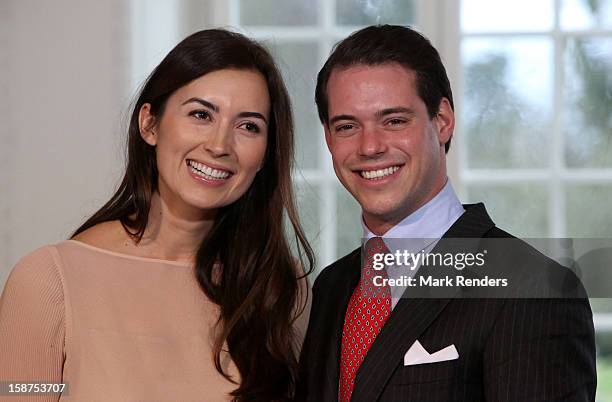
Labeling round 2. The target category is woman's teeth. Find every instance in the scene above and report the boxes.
[188,160,231,180]
[360,165,400,180]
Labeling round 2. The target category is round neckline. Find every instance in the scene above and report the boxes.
[65,239,194,267]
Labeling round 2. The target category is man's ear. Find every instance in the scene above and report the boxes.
[434,98,455,148]
[138,103,157,146]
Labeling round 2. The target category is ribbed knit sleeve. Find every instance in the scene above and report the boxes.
[0,247,65,402]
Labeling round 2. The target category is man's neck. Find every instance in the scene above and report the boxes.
[363,180,448,236]
[362,179,464,239]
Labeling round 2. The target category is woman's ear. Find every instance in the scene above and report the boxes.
[139,103,157,146]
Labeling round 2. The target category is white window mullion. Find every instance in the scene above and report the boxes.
[594,313,612,331]
[228,0,240,27]
[550,0,566,238]
[318,0,339,267]
[435,0,463,195]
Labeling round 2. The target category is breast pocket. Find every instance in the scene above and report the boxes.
[389,359,460,385]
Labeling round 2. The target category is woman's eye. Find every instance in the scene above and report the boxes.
[239,122,260,133]
[190,110,211,120]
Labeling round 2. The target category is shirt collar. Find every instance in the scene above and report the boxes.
[362,179,465,241]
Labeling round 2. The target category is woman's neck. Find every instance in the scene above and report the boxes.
[137,192,216,264]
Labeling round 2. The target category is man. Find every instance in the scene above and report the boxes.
[297,25,596,402]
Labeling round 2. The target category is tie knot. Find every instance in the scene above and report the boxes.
[364,236,388,258]
[362,237,390,291]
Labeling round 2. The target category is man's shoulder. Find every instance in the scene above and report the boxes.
[481,226,587,297]
[313,246,361,289]
[466,210,560,266]
[483,226,560,267]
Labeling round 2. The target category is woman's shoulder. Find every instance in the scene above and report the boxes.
[7,220,128,285]
[71,220,128,252]
[4,245,65,305]
[1,249,67,383]
[67,222,193,267]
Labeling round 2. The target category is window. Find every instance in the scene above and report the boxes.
[459,0,612,239]
[459,0,612,397]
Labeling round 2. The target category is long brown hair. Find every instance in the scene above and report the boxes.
[73,29,314,401]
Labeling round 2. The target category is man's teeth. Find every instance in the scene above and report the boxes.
[188,160,230,180]
[360,166,400,180]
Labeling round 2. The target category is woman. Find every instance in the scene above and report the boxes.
[0,29,313,401]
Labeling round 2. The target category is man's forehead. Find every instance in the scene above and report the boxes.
[328,62,417,87]
[326,63,420,113]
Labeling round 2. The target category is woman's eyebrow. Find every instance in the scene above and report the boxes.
[181,97,219,112]
[181,98,266,123]
[237,111,267,124]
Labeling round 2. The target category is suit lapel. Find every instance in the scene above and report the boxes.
[351,297,454,402]
[351,203,495,402]
[443,203,496,239]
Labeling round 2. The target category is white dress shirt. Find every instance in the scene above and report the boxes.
[362,179,465,308]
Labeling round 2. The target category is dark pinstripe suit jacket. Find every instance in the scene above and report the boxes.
[296,203,596,402]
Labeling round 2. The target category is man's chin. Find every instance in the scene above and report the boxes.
[361,203,404,228]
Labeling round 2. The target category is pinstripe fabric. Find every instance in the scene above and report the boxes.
[296,203,596,402]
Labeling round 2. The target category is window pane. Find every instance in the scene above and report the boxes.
[462,38,553,168]
[592,299,612,313]
[239,0,319,26]
[336,0,415,26]
[268,41,321,170]
[561,0,612,30]
[563,38,612,168]
[596,331,612,400]
[336,185,362,258]
[566,185,612,237]
[461,0,554,32]
[466,183,549,237]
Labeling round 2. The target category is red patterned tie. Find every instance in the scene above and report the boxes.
[338,237,392,402]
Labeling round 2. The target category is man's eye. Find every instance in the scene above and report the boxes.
[336,124,355,131]
[239,122,260,133]
[387,119,406,126]
[190,110,211,120]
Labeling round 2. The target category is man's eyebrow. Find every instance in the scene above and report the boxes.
[328,108,416,125]
[237,111,268,124]
[375,107,416,119]
[329,114,357,125]
[181,97,219,112]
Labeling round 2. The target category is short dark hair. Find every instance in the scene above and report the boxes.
[315,24,454,152]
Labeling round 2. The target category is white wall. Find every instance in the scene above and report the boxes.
[1,0,130,284]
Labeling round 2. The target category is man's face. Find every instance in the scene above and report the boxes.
[324,63,454,234]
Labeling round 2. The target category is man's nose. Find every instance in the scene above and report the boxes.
[358,126,386,157]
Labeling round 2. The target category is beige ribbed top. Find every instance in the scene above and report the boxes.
[0,240,308,402]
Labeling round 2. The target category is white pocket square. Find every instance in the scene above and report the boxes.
[403,340,459,366]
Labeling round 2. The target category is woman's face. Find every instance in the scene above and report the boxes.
[139,69,270,219]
